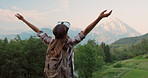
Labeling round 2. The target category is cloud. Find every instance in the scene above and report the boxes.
[51,0,70,13]
[0,6,48,23]
[0,9,16,22]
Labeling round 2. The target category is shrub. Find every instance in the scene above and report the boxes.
[113,62,122,68]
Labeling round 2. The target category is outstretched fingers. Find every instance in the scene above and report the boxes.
[15,13,24,20]
[103,10,107,13]
[15,13,20,17]
[101,10,107,14]
[108,10,112,15]
[105,10,112,17]
[104,10,112,17]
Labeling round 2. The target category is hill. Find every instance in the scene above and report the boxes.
[92,55,148,78]
[112,33,148,45]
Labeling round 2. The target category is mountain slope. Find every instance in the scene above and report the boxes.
[91,17,141,44]
[112,33,148,45]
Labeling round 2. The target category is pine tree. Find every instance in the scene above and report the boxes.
[100,42,112,63]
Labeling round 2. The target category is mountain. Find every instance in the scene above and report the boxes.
[0,28,24,35]
[112,33,148,45]
[0,17,141,44]
[0,28,25,40]
[90,17,141,44]
[0,28,52,40]
[0,34,17,40]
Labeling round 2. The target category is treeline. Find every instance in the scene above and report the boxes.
[111,39,148,61]
[0,36,148,78]
[0,37,47,78]
[0,37,112,78]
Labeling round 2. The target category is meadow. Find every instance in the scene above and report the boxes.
[92,55,148,78]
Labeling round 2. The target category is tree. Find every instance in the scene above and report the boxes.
[100,42,112,63]
[0,37,47,78]
[75,40,104,78]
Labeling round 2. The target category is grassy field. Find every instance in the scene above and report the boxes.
[92,55,148,78]
[121,69,148,78]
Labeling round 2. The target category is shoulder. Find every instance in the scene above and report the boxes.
[67,31,85,46]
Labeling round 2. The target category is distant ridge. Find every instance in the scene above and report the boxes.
[112,33,148,45]
[0,17,142,44]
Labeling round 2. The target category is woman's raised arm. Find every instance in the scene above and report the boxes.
[15,13,40,33]
[82,10,112,36]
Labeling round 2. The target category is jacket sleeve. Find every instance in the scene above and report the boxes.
[37,31,53,45]
[68,31,85,46]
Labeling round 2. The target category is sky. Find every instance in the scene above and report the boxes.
[0,0,148,34]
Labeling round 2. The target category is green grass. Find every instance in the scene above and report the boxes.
[92,55,148,78]
[121,69,148,78]
[92,68,128,78]
[132,55,148,60]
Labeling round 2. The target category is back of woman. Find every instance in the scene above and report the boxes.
[15,10,112,78]
[37,23,85,78]
[44,39,71,78]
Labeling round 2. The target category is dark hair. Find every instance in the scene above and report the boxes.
[49,24,69,57]
[53,24,69,39]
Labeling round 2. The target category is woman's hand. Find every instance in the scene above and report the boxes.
[15,13,40,32]
[99,10,112,18]
[15,13,24,20]
[82,10,112,36]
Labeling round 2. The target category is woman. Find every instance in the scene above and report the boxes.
[15,10,112,78]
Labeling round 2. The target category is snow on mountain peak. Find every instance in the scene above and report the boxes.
[98,16,140,35]
[91,16,141,44]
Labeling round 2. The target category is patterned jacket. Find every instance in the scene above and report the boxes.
[37,31,85,78]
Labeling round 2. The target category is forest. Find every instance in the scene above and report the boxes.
[0,36,148,78]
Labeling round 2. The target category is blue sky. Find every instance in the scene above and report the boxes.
[0,0,148,34]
